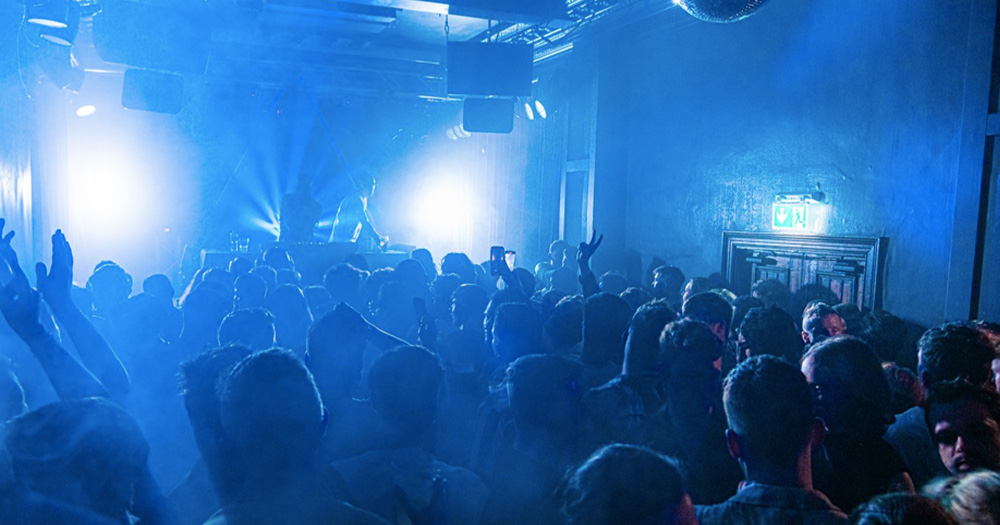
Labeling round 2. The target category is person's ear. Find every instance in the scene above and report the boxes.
[725,428,743,460]
[809,418,827,450]
[801,331,810,344]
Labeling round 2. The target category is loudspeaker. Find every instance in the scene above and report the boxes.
[448,43,533,97]
[122,69,184,114]
[463,98,514,133]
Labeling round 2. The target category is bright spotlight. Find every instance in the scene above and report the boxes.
[534,100,547,119]
[75,105,97,117]
[27,0,70,28]
[411,178,475,249]
[523,102,535,121]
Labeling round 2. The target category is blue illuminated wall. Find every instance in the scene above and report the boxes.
[594,0,995,327]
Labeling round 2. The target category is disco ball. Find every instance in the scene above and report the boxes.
[673,0,771,23]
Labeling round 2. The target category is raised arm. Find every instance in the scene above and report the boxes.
[37,230,130,401]
[577,229,603,297]
[0,222,107,400]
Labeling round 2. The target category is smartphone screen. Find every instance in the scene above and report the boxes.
[490,246,505,275]
[504,250,516,269]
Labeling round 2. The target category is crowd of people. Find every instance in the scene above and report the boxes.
[0,221,998,524]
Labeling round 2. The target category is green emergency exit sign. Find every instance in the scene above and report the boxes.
[773,203,808,230]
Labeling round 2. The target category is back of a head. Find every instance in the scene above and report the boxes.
[751,278,790,311]
[5,398,149,521]
[180,344,254,429]
[682,277,712,301]
[731,295,764,338]
[262,247,294,271]
[802,336,892,435]
[658,318,722,373]
[863,310,907,363]
[410,248,436,279]
[394,258,428,287]
[218,308,276,351]
[739,306,803,363]
[724,355,814,472]
[584,293,631,363]
[924,469,1000,525]
[545,297,584,352]
[562,444,693,525]
[323,263,364,299]
[368,346,443,433]
[492,302,543,365]
[506,354,583,432]
[883,363,924,415]
[440,252,476,283]
[142,273,175,302]
[620,286,653,314]
[598,272,628,296]
[305,304,369,393]
[451,283,488,327]
[850,493,957,525]
[220,349,325,464]
[791,283,840,318]
[682,292,733,333]
[267,283,311,322]
[918,322,995,387]
[512,267,538,296]
[623,301,676,376]
[181,287,230,329]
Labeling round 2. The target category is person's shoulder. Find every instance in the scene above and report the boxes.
[885,405,926,437]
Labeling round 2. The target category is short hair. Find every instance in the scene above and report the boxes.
[584,293,632,365]
[218,308,276,351]
[682,292,734,331]
[179,344,254,422]
[492,302,543,364]
[545,296,584,351]
[924,469,1000,525]
[923,379,1000,436]
[802,336,893,434]
[562,444,687,525]
[883,363,924,415]
[802,302,839,331]
[791,283,840,318]
[368,346,443,431]
[658,318,722,372]
[452,283,489,320]
[862,310,907,363]
[620,286,653,314]
[440,252,477,283]
[598,271,628,296]
[739,306,803,363]
[506,354,582,431]
[323,263,365,297]
[724,355,814,470]
[750,279,789,311]
[918,322,994,387]
[220,349,325,460]
[683,277,712,297]
[622,301,677,376]
[850,493,956,525]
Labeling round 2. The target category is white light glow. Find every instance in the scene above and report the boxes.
[524,102,535,120]
[410,176,476,252]
[534,100,547,119]
[75,105,97,117]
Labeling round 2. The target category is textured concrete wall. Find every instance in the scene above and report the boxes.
[595,0,990,327]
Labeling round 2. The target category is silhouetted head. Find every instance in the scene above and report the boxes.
[681,277,712,305]
[228,257,254,277]
[410,248,436,281]
[394,258,428,290]
[598,271,628,297]
[142,274,174,303]
[750,279,789,312]
[622,301,676,377]
[261,247,294,271]
[583,293,631,366]
[512,267,538,296]
[861,310,907,363]
[87,262,132,315]
[275,268,301,287]
[659,319,723,412]
[724,356,816,475]
[218,308,276,350]
[5,398,149,522]
[440,253,476,284]
[368,346,443,439]
[730,295,763,340]
[801,336,892,436]
[918,322,995,389]
[234,273,267,311]
[305,303,370,401]
[180,287,230,342]
[220,349,326,470]
[850,493,956,525]
[562,444,695,525]
[548,240,570,267]
[682,292,733,343]
[545,296,584,355]
[267,284,312,351]
[451,283,488,330]
[492,303,543,366]
[302,285,334,320]
[323,263,366,303]
[924,379,1000,475]
[739,306,803,363]
[620,286,653,315]
[507,354,583,439]
[249,265,277,295]
[883,363,924,415]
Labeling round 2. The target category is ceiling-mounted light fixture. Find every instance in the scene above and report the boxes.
[523,101,535,121]
[27,0,71,28]
[672,0,770,23]
[37,2,80,46]
[534,100,547,119]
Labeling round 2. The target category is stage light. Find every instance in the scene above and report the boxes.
[534,100,547,119]
[75,104,97,117]
[37,2,79,46]
[410,176,476,251]
[523,101,535,121]
[27,0,70,28]
[673,0,770,23]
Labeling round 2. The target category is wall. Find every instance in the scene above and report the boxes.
[594,0,994,327]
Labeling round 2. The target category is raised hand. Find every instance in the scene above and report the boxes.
[0,218,21,278]
[0,240,46,342]
[577,229,604,268]
[36,229,74,306]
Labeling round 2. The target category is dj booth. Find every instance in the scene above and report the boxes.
[201,242,411,285]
